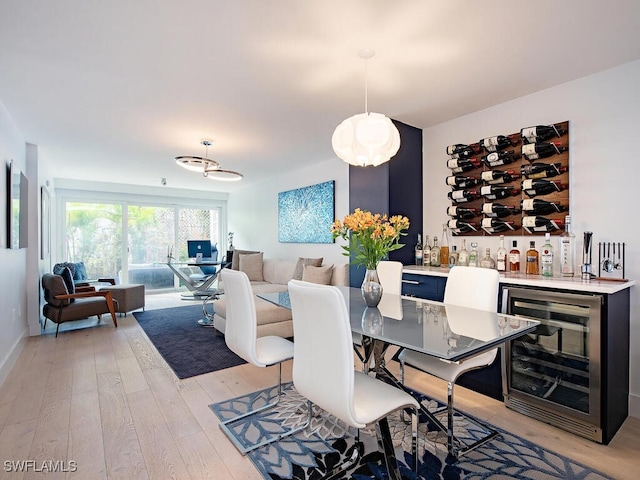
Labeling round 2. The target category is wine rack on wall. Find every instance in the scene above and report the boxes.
[445,121,569,236]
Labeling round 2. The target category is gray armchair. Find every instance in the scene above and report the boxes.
[42,273,118,337]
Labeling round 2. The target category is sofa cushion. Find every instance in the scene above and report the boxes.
[239,252,264,281]
[302,264,334,285]
[59,267,76,300]
[231,249,261,271]
[292,257,323,280]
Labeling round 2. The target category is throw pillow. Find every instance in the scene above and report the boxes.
[239,252,264,282]
[292,257,323,280]
[58,266,76,301]
[231,249,261,271]
[53,262,76,278]
[302,264,334,285]
[73,261,88,281]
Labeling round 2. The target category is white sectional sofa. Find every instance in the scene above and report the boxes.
[213,255,349,338]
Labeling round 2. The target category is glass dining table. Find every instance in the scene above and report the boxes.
[258,285,540,459]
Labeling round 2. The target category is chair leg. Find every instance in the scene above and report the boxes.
[55,323,60,338]
[219,363,309,455]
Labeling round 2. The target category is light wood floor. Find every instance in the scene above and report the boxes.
[0,292,638,480]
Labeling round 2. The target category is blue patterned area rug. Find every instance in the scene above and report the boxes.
[133,305,246,379]
[210,383,611,480]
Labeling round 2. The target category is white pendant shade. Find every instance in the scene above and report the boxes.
[332,112,401,167]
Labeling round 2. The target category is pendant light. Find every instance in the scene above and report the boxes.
[175,140,243,181]
[331,49,400,167]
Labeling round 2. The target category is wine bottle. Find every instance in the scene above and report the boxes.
[445,175,480,189]
[560,215,576,276]
[541,233,554,277]
[521,162,567,179]
[480,248,497,269]
[496,235,507,272]
[522,215,564,233]
[509,240,521,272]
[480,185,520,200]
[481,150,520,168]
[481,218,516,233]
[448,189,479,203]
[447,219,479,233]
[446,143,480,159]
[521,198,566,215]
[447,206,480,219]
[521,124,564,144]
[521,179,565,198]
[525,241,540,275]
[521,141,566,161]
[481,169,517,185]
[414,234,423,266]
[479,134,518,153]
[482,202,520,218]
[446,157,481,173]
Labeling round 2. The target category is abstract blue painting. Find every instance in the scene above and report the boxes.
[278,181,335,243]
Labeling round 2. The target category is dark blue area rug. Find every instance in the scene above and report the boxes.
[210,383,612,480]
[133,305,246,379]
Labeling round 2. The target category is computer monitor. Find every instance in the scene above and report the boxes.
[187,240,212,259]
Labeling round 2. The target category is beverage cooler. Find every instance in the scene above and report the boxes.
[501,286,628,444]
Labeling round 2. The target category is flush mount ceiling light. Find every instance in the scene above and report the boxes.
[175,139,243,181]
[331,49,400,167]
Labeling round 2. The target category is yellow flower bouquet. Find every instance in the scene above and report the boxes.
[331,208,410,270]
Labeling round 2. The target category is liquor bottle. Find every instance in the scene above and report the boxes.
[446,157,481,173]
[560,215,576,276]
[496,235,507,272]
[447,219,479,233]
[446,143,480,159]
[481,169,517,185]
[447,206,480,219]
[481,150,520,168]
[448,246,459,268]
[521,124,565,144]
[482,202,520,218]
[422,235,431,267]
[458,239,469,266]
[521,162,567,179]
[481,218,516,233]
[480,248,497,269]
[522,179,565,198]
[480,185,520,200]
[415,234,423,266]
[445,175,480,189]
[521,141,566,161]
[468,242,479,267]
[521,198,566,215]
[541,233,554,277]
[479,134,518,153]
[522,216,564,233]
[430,236,441,267]
[448,189,479,203]
[509,240,521,272]
[525,241,540,275]
[440,224,451,268]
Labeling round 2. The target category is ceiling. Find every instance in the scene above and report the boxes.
[1,0,640,193]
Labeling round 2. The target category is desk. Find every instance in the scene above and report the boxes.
[165,261,225,298]
[258,286,539,458]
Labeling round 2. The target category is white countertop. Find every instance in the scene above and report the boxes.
[402,265,636,294]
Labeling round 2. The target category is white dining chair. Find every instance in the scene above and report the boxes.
[218,269,307,454]
[398,265,500,457]
[288,279,419,478]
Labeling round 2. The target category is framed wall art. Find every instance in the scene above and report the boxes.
[278,180,335,243]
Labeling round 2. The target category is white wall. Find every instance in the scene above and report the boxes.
[0,101,29,385]
[228,157,349,266]
[422,59,640,417]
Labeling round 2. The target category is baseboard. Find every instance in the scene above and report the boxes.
[629,392,640,419]
[0,330,28,388]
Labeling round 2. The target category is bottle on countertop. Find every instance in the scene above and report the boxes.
[541,233,554,277]
[560,215,576,276]
[480,248,497,269]
[522,141,566,161]
[521,124,565,144]
[458,239,469,266]
[468,242,479,267]
[509,240,521,272]
[525,241,540,275]
[423,235,431,267]
[415,234,423,266]
[430,236,441,267]
[440,224,451,268]
[448,245,459,268]
[496,235,507,272]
